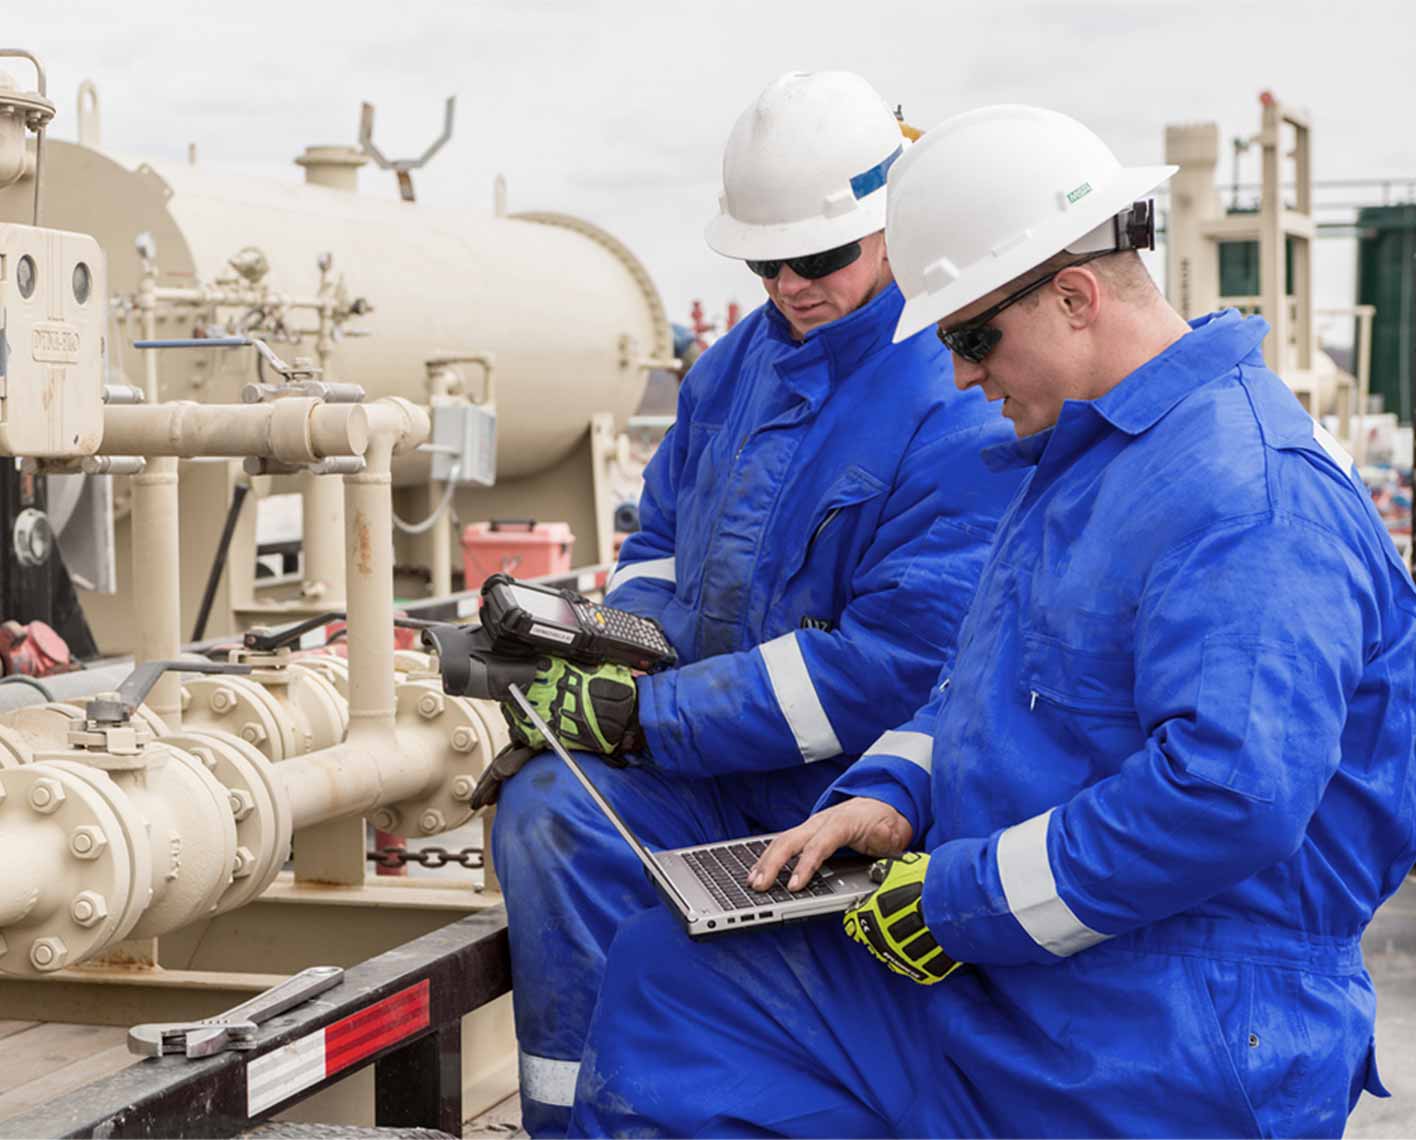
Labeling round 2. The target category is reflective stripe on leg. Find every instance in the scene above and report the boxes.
[521,1050,580,1108]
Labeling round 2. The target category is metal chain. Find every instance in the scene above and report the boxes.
[366,845,485,870]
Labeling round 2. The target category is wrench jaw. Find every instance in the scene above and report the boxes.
[127,1019,259,1059]
[125,966,344,1058]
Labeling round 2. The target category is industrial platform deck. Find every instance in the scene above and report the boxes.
[2,878,1413,1137]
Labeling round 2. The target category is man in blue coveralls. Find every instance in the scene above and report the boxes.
[481,74,1021,1136]
[569,105,1416,1138]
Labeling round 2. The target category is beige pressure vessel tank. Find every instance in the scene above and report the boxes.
[0,140,671,482]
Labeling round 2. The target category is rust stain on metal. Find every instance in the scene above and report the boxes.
[354,509,373,575]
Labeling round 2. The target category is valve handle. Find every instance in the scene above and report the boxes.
[91,660,255,724]
[242,611,347,653]
[133,337,312,382]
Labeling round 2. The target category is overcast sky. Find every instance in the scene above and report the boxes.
[17,0,1416,347]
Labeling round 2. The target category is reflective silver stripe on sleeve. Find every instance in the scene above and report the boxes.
[607,555,676,593]
[995,809,1109,958]
[758,632,842,762]
[520,1051,580,1108]
[862,729,933,773]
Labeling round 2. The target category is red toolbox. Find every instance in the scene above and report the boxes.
[461,519,575,587]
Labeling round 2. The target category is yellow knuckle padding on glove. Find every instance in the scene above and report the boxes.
[843,852,961,986]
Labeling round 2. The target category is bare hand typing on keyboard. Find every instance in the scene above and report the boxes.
[748,798,913,893]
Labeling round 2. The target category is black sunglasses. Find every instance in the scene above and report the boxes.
[746,240,863,281]
[936,250,1115,364]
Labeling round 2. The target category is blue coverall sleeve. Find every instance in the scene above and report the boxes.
[637,422,1009,778]
[922,515,1374,966]
[809,673,950,842]
[603,385,695,633]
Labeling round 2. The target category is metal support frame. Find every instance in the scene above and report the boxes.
[0,908,509,1139]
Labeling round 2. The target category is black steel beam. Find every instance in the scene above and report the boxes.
[0,907,510,1139]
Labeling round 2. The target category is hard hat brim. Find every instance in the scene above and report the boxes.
[891,163,1177,344]
[705,193,888,262]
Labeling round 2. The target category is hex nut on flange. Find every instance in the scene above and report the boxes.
[69,825,107,860]
[371,808,399,832]
[70,891,108,928]
[30,936,67,971]
[416,692,445,719]
[450,775,476,802]
[449,726,476,754]
[232,846,256,879]
[419,809,446,835]
[228,788,255,821]
[209,686,237,714]
[240,722,268,746]
[28,777,65,814]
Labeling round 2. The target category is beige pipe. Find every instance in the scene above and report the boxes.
[276,736,441,830]
[101,401,369,461]
[343,399,430,733]
[132,457,182,724]
[300,471,346,604]
[279,397,434,828]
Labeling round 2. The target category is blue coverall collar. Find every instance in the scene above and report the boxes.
[764,282,906,388]
[981,309,1271,472]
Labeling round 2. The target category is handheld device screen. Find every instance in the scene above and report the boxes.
[511,586,578,627]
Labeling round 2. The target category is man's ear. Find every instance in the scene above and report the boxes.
[1053,265,1102,329]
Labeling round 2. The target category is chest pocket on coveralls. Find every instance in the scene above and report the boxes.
[774,465,887,622]
[1019,630,1137,716]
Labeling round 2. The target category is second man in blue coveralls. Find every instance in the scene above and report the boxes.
[485,72,1021,1136]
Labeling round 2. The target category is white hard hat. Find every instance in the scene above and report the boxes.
[887,104,1177,342]
[705,70,904,261]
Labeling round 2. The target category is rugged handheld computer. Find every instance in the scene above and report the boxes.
[478,573,676,672]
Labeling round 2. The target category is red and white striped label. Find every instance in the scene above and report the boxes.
[246,979,430,1116]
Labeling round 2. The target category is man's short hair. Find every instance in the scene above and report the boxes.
[1008,249,1157,307]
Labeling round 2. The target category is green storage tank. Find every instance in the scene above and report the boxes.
[1356,205,1416,424]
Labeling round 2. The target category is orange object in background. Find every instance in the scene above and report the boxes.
[461,520,574,588]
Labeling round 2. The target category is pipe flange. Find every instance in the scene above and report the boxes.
[40,760,155,948]
[294,653,349,702]
[181,674,297,761]
[4,703,86,753]
[120,743,240,939]
[392,649,438,676]
[386,678,507,836]
[0,723,33,768]
[160,728,292,912]
[280,664,348,753]
[0,761,145,977]
[268,397,319,464]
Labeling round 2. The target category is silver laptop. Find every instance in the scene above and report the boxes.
[509,686,877,937]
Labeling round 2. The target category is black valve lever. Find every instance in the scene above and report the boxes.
[88,660,256,725]
[242,612,347,653]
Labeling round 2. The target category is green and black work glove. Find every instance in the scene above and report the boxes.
[470,656,641,812]
[843,852,962,986]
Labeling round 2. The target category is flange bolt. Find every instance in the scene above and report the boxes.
[450,775,475,802]
[29,936,68,972]
[70,891,108,928]
[69,825,107,860]
[419,809,445,835]
[228,788,255,821]
[371,808,399,832]
[29,777,65,814]
[449,726,476,754]
[417,692,444,719]
[209,686,237,713]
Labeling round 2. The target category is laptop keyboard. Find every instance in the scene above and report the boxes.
[680,839,836,912]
